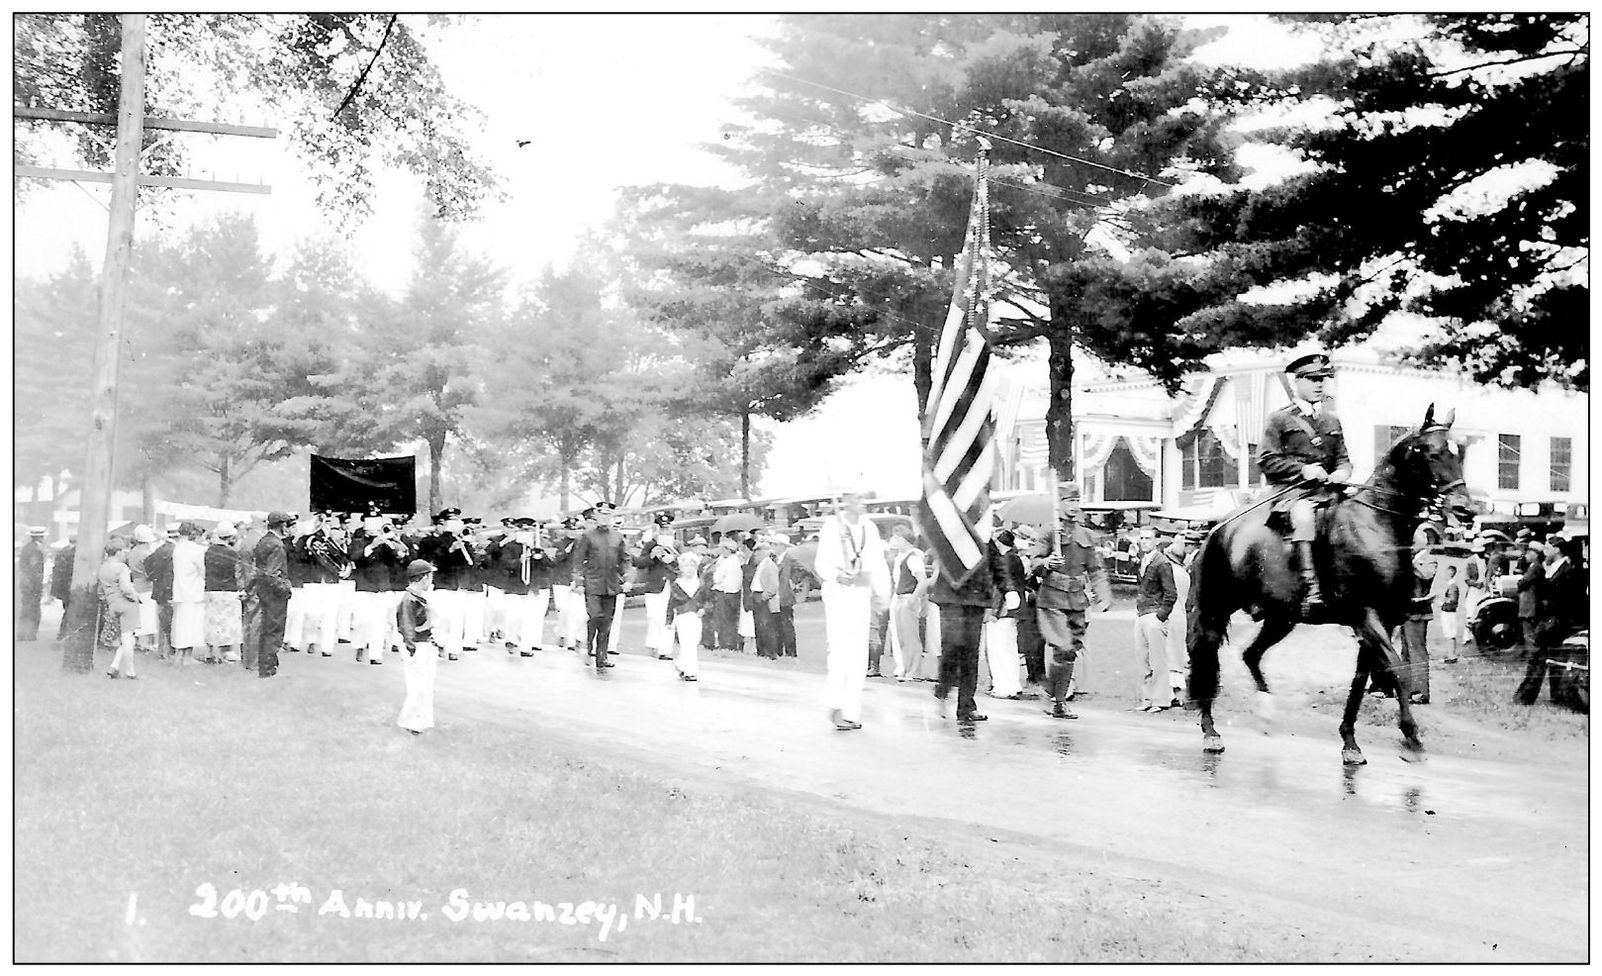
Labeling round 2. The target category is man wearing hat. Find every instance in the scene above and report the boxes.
[1258,352,1352,614]
[416,509,475,661]
[15,526,48,641]
[1031,486,1110,719]
[546,518,581,651]
[635,512,678,660]
[815,489,891,729]
[495,518,553,657]
[50,534,76,640]
[350,514,408,665]
[1133,528,1180,712]
[569,501,630,669]
[247,512,296,678]
[396,559,439,734]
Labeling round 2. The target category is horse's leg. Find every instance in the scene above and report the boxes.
[1198,696,1224,753]
[1356,610,1423,758]
[1241,615,1295,726]
[1338,642,1370,766]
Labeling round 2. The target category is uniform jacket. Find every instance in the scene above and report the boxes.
[351,530,408,593]
[1537,558,1587,636]
[1517,557,1544,618]
[1135,550,1179,621]
[1258,401,1350,485]
[494,538,551,596]
[813,514,890,599]
[633,540,676,593]
[17,541,45,598]
[419,532,477,591]
[569,526,630,596]
[1033,525,1105,612]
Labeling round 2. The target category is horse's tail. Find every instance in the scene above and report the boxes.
[1187,526,1236,704]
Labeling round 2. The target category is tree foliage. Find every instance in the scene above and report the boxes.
[13,13,500,223]
[1162,13,1588,390]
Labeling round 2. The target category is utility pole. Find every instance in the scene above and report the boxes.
[13,14,276,672]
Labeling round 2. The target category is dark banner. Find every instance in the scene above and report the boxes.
[309,455,417,516]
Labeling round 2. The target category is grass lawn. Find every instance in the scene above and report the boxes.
[15,641,1350,963]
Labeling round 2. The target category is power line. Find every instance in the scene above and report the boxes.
[767,70,1178,189]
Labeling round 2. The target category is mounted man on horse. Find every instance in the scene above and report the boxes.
[1186,352,1471,765]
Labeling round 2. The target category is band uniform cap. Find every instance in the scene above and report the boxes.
[266,511,295,526]
[653,511,675,526]
[1286,352,1334,379]
[27,526,47,537]
[214,523,238,538]
[593,501,618,513]
[432,507,461,524]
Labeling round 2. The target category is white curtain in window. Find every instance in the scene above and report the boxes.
[1126,435,1162,477]
[1079,430,1120,473]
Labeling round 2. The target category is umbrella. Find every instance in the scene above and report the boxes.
[994,492,1056,527]
[712,512,763,535]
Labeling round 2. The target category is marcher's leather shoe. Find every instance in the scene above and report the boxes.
[958,712,988,723]
[519,651,535,657]
[1049,702,1078,720]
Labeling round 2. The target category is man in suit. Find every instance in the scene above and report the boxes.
[1133,528,1179,712]
[1032,487,1110,719]
[248,511,296,678]
[1257,352,1352,614]
[15,526,48,641]
[1516,538,1587,707]
[1516,537,1544,656]
[569,501,631,670]
[50,536,76,640]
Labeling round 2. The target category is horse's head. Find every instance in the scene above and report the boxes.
[1388,404,1471,520]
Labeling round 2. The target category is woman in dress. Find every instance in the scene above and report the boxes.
[169,522,208,664]
[99,538,141,679]
[204,524,244,663]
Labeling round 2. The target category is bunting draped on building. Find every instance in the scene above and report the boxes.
[1125,435,1163,478]
[920,147,999,586]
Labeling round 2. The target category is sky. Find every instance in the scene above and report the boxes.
[12,14,1457,502]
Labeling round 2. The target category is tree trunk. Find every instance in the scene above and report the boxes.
[140,471,155,525]
[427,434,446,515]
[740,408,751,498]
[217,452,232,508]
[614,455,625,507]
[913,327,934,449]
[558,457,570,514]
[1045,305,1075,485]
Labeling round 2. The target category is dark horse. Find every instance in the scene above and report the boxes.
[1186,404,1469,765]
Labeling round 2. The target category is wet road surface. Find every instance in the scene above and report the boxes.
[319,620,1589,963]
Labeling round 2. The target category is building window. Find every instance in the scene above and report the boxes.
[1551,437,1572,492]
[1498,434,1521,491]
[1374,424,1411,470]
[1181,429,1236,490]
[1103,439,1154,502]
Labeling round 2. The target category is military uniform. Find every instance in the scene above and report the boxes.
[569,505,630,669]
[248,516,295,678]
[929,547,1003,720]
[1032,516,1108,716]
[1258,352,1352,612]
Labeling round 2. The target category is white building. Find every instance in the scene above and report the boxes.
[996,347,1588,515]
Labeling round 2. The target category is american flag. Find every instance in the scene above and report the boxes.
[920,148,999,586]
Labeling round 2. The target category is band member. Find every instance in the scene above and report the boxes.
[1258,352,1352,614]
[498,518,553,656]
[460,517,489,651]
[351,514,407,665]
[417,509,474,661]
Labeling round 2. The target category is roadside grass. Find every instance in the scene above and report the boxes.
[15,643,1331,963]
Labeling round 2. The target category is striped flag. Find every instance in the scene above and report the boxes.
[920,148,999,586]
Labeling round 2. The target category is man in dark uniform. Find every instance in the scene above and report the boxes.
[16,526,48,641]
[1032,488,1110,719]
[1257,351,1352,614]
[570,501,630,670]
[50,536,76,640]
[249,511,295,678]
[546,518,579,650]
[143,527,177,659]
[929,539,1002,723]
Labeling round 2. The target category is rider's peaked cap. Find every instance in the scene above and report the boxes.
[1286,352,1334,378]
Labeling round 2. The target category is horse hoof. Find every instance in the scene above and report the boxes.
[1255,690,1275,720]
[1203,736,1225,754]
[1398,740,1426,763]
[1341,748,1367,766]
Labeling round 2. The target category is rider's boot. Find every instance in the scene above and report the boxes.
[1296,541,1326,616]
